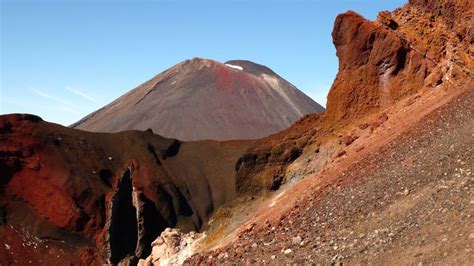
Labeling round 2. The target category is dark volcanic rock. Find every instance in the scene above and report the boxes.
[0,114,251,264]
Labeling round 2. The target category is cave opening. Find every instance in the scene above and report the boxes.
[109,169,138,264]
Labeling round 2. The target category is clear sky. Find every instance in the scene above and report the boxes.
[1,0,406,126]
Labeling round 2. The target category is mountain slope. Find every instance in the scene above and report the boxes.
[72,58,324,141]
[189,83,474,265]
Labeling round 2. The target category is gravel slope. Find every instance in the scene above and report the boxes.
[188,88,474,265]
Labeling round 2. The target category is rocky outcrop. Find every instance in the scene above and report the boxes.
[326,10,426,121]
[138,228,204,266]
[327,0,473,122]
[72,58,324,141]
[235,114,328,193]
[235,0,473,195]
[0,114,251,264]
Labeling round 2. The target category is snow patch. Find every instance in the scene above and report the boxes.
[225,64,244,71]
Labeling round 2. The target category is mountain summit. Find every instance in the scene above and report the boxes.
[72,58,324,140]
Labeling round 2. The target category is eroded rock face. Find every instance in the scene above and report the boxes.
[139,228,204,266]
[326,10,424,121]
[236,114,327,193]
[327,0,473,122]
[0,114,251,264]
[236,0,473,195]
[107,168,139,264]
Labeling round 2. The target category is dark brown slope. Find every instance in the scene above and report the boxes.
[72,58,324,141]
[0,114,251,264]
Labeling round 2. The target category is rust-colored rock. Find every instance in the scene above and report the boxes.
[236,113,328,193]
[327,1,472,122]
[0,114,251,264]
[235,0,473,195]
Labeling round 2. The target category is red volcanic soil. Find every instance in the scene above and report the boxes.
[72,59,324,141]
[184,0,473,262]
[214,62,265,94]
[188,78,474,266]
[0,114,251,264]
[235,0,473,195]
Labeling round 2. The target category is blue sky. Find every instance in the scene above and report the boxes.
[1,0,406,126]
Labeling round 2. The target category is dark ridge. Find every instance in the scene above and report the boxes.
[10,114,43,123]
[109,169,138,264]
[134,75,173,107]
[147,144,162,165]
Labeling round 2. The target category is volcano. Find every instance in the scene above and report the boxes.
[2,0,472,264]
[72,58,324,141]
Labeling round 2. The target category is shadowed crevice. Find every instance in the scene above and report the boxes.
[108,169,138,264]
[147,144,162,165]
[135,194,168,259]
[163,140,181,160]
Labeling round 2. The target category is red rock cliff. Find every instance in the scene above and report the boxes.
[236,0,473,193]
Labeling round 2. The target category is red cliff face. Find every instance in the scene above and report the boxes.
[235,113,323,193]
[0,114,251,264]
[236,0,473,194]
[326,0,473,122]
[326,10,426,121]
